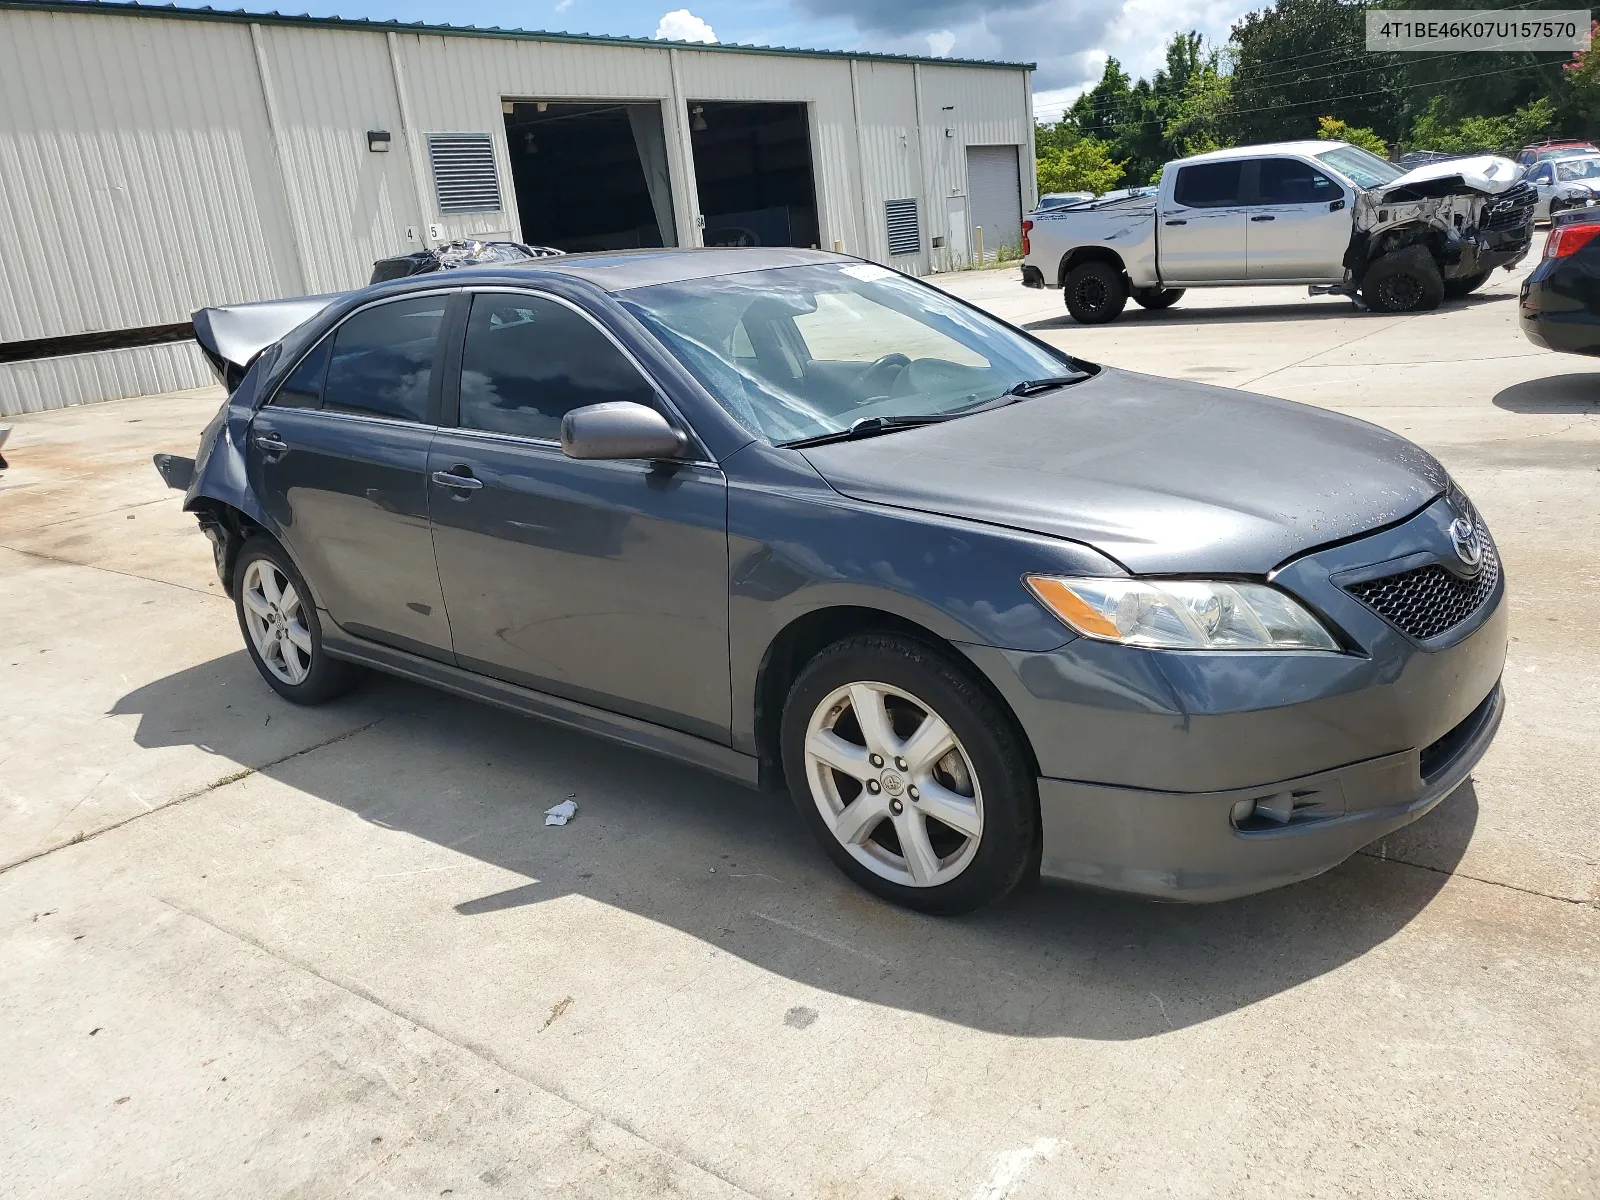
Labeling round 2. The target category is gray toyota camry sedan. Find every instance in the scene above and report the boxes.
[157,248,1505,914]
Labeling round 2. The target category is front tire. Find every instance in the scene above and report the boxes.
[234,537,360,705]
[780,634,1038,915]
[1362,246,1445,313]
[1063,261,1128,324]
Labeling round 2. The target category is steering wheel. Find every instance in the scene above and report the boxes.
[857,352,911,400]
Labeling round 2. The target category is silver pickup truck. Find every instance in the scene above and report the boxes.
[1021,140,1536,323]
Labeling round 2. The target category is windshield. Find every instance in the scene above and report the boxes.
[1556,157,1600,181]
[620,262,1081,445]
[1316,145,1404,189]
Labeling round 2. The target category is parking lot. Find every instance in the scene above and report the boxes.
[3,259,1597,1197]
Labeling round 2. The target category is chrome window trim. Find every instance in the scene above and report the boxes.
[262,287,462,417]
[458,285,711,460]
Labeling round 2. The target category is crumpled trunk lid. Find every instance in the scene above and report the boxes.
[191,294,342,390]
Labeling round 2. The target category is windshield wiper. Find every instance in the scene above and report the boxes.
[782,414,954,448]
[1007,374,1084,397]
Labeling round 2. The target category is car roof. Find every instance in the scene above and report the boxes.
[436,246,850,293]
[1550,152,1600,164]
[1171,140,1348,167]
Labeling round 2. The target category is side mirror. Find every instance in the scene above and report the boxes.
[560,401,690,461]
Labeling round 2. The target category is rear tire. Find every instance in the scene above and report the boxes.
[1132,286,1185,310]
[1362,246,1445,313]
[1443,270,1491,299]
[1063,261,1128,324]
[780,633,1038,915]
[234,537,361,705]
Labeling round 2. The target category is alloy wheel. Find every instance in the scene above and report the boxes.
[1376,272,1423,311]
[802,681,984,887]
[240,558,313,686]
[1074,277,1108,315]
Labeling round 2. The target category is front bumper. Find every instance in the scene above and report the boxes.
[1035,682,1501,900]
[962,496,1508,901]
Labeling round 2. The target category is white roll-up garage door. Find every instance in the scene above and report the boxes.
[965,144,1023,263]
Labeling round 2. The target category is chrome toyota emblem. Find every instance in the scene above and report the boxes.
[880,771,906,797]
[1449,516,1484,571]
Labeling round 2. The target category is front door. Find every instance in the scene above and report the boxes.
[1159,159,1249,283]
[427,290,730,742]
[249,293,455,659]
[1246,157,1351,280]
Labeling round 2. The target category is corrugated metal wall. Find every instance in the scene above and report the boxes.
[0,6,1031,415]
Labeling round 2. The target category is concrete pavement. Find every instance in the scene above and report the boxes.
[1,260,1596,1198]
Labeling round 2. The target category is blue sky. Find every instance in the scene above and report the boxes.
[261,0,1263,120]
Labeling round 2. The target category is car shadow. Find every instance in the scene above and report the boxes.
[1492,372,1600,413]
[112,653,1478,1041]
[1023,293,1503,332]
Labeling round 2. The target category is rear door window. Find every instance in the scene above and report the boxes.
[1256,159,1341,204]
[272,337,331,409]
[1173,161,1244,208]
[323,296,448,422]
[457,293,659,441]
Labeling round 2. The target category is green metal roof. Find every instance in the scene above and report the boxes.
[0,0,1035,71]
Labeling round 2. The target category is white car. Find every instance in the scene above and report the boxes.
[1523,154,1600,222]
[1021,140,1536,322]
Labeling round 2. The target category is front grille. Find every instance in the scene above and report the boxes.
[1482,182,1536,231]
[1345,525,1500,641]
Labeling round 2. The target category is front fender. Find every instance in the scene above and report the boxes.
[724,444,1122,755]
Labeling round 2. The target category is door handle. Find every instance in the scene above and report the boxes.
[1250,214,1276,222]
[1164,219,1187,226]
[1329,199,1346,212]
[253,432,289,454]
[431,468,483,491]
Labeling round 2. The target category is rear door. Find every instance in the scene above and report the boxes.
[1246,157,1351,280]
[1158,160,1248,282]
[249,293,455,660]
[426,290,730,742]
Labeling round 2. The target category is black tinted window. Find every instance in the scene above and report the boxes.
[1257,159,1340,204]
[273,337,331,409]
[458,294,658,441]
[323,296,446,422]
[1173,162,1243,207]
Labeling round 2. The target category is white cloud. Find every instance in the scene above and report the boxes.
[555,0,573,11]
[926,29,956,56]
[796,0,1257,99]
[655,8,718,42]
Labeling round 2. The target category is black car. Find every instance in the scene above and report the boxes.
[1520,211,1600,355]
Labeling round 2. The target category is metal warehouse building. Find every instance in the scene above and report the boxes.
[0,0,1037,415]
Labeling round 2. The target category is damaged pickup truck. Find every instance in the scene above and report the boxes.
[1022,140,1536,323]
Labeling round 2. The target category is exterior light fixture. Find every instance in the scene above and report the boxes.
[367,130,392,152]
[691,105,707,132]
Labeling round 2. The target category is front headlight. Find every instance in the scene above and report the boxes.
[1025,575,1340,651]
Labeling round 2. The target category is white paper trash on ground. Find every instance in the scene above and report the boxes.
[545,800,577,826]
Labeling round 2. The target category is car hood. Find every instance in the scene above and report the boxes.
[798,367,1447,575]
[1379,154,1522,198]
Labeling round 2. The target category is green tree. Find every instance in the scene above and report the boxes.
[1226,0,1402,144]
[1036,139,1126,195]
[1164,46,1235,158]
[1560,21,1600,135]
[1406,96,1555,154]
[1068,57,1134,146]
[1317,115,1388,156]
